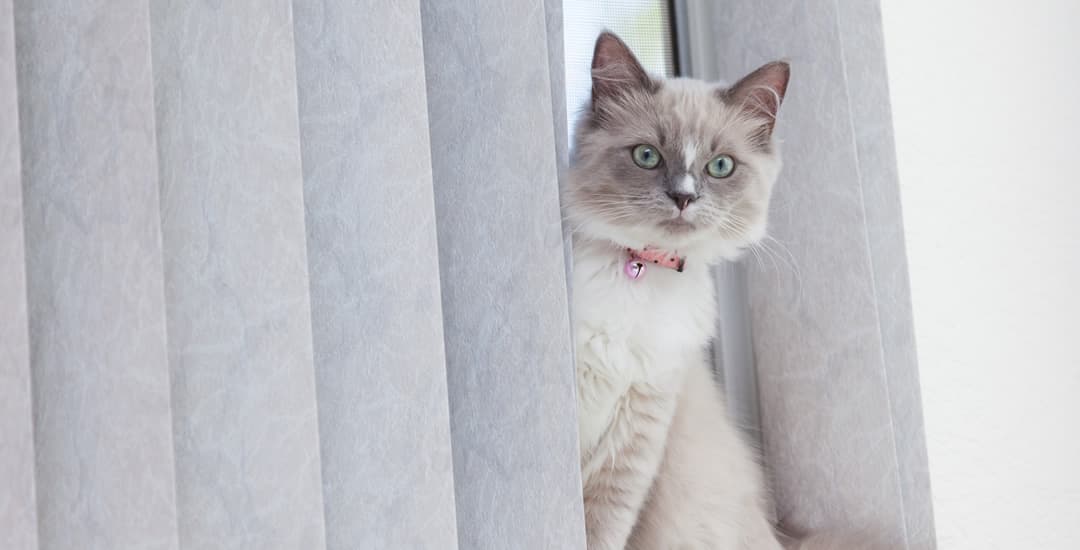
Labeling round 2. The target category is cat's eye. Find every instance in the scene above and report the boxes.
[706,155,736,178]
[631,144,662,169]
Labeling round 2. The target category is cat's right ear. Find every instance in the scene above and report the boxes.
[591,32,657,107]
[721,61,790,133]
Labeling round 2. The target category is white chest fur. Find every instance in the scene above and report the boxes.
[572,242,717,456]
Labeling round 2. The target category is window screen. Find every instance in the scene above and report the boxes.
[563,1,677,141]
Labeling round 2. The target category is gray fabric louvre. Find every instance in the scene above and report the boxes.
[1,1,37,548]
[150,1,327,547]
[14,2,181,548]
[2,1,583,549]
[419,1,584,548]
[292,1,459,548]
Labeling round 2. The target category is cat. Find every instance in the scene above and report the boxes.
[566,32,864,550]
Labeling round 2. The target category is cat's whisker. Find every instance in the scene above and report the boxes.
[762,235,801,278]
[758,241,784,277]
[760,236,804,302]
[746,241,767,272]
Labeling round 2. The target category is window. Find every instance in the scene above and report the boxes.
[563,1,677,141]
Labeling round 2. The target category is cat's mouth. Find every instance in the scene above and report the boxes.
[658,217,696,234]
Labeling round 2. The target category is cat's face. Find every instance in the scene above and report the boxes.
[567,32,789,261]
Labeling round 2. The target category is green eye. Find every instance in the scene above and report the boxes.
[706,154,736,178]
[631,144,662,169]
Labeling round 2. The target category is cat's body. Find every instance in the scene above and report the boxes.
[566,33,791,549]
[574,239,780,549]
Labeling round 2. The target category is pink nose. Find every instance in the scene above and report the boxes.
[667,192,696,210]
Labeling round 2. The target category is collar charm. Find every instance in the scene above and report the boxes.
[625,258,646,279]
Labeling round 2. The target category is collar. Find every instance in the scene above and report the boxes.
[624,246,685,279]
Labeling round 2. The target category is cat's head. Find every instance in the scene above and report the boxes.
[566,32,789,262]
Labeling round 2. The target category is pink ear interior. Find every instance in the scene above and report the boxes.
[590,31,656,105]
[725,62,791,132]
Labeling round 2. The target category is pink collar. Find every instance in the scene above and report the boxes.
[624,246,685,279]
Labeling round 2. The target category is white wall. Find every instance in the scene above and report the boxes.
[881,1,1080,547]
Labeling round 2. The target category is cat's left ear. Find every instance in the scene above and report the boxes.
[721,61,790,134]
[591,31,658,106]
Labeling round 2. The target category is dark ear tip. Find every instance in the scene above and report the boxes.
[757,61,790,95]
[764,60,791,78]
[596,30,621,45]
[593,31,626,60]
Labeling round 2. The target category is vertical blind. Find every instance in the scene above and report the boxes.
[1,1,584,549]
[1,1,934,549]
[1,1,36,548]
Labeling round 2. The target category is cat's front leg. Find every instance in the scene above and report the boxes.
[628,363,785,550]
[583,449,662,550]
[581,384,678,550]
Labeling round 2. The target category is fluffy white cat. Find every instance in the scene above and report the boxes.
[566,32,872,550]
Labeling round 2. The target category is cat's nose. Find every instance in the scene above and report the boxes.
[667,191,697,211]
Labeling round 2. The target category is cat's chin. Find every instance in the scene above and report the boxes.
[570,213,762,265]
[657,218,696,234]
[656,223,766,264]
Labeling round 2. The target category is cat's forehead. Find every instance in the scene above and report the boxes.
[626,79,746,153]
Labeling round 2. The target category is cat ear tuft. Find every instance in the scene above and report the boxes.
[721,61,790,133]
[591,31,657,106]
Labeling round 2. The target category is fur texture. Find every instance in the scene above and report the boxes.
[567,32,792,549]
